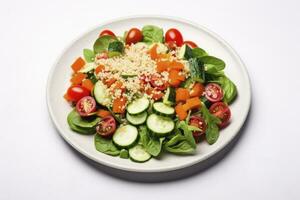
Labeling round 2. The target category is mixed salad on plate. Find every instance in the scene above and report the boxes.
[64,25,237,162]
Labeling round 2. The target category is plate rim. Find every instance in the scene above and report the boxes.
[46,15,252,173]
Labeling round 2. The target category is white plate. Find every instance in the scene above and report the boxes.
[47,16,251,173]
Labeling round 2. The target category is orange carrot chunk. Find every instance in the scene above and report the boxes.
[71,57,85,72]
[190,83,205,97]
[97,109,111,118]
[112,97,127,113]
[175,103,188,120]
[168,70,182,87]
[82,79,94,91]
[70,73,86,85]
[169,61,184,71]
[176,88,190,102]
[95,64,105,74]
[156,60,170,72]
[185,97,202,110]
[148,44,159,60]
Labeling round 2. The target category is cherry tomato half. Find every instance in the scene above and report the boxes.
[205,83,224,102]
[99,29,116,37]
[165,28,184,47]
[150,74,168,91]
[76,96,96,117]
[96,116,117,137]
[189,115,207,143]
[209,102,231,128]
[67,85,90,102]
[126,28,143,44]
[184,40,198,48]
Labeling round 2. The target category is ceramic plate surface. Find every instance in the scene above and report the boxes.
[47,16,251,173]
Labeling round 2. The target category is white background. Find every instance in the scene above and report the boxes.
[1,0,300,199]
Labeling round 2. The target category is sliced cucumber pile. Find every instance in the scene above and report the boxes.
[153,102,175,116]
[126,111,147,125]
[93,81,111,106]
[129,145,151,163]
[146,114,175,137]
[126,96,150,115]
[113,125,138,148]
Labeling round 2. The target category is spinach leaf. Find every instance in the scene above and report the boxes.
[210,76,237,104]
[192,47,208,58]
[188,58,205,83]
[70,110,100,128]
[164,134,195,154]
[200,105,221,144]
[86,70,98,84]
[142,25,164,44]
[67,110,96,135]
[93,35,116,54]
[199,56,226,72]
[108,41,124,53]
[177,121,196,148]
[139,126,162,157]
[83,49,95,62]
[94,134,120,156]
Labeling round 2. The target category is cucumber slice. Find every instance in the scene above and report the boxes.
[126,112,147,125]
[120,149,129,159]
[93,81,111,106]
[146,114,175,137]
[127,96,150,115]
[113,125,138,148]
[153,102,175,116]
[129,145,151,163]
[178,44,193,60]
[163,87,176,106]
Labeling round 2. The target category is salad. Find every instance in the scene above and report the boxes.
[64,25,237,163]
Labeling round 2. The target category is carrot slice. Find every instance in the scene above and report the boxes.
[190,83,205,97]
[168,70,182,87]
[112,97,127,113]
[71,57,85,72]
[185,97,202,110]
[103,78,116,87]
[70,73,86,85]
[176,88,190,102]
[169,61,184,71]
[175,103,188,120]
[157,53,171,60]
[148,44,158,60]
[156,60,170,72]
[63,93,73,102]
[95,64,105,74]
[97,109,111,118]
[82,79,94,91]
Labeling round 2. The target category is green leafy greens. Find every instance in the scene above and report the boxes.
[142,25,164,44]
[139,126,163,157]
[67,110,97,135]
[94,134,120,156]
[200,105,221,144]
[83,49,95,62]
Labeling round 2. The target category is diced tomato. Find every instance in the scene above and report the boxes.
[184,41,198,48]
[103,78,117,87]
[97,109,111,118]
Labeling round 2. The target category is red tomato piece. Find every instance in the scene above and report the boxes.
[76,96,96,117]
[165,28,184,47]
[67,85,90,102]
[189,115,207,143]
[96,116,117,137]
[126,28,143,44]
[183,40,198,48]
[209,102,231,128]
[205,83,224,102]
[99,29,116,37]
